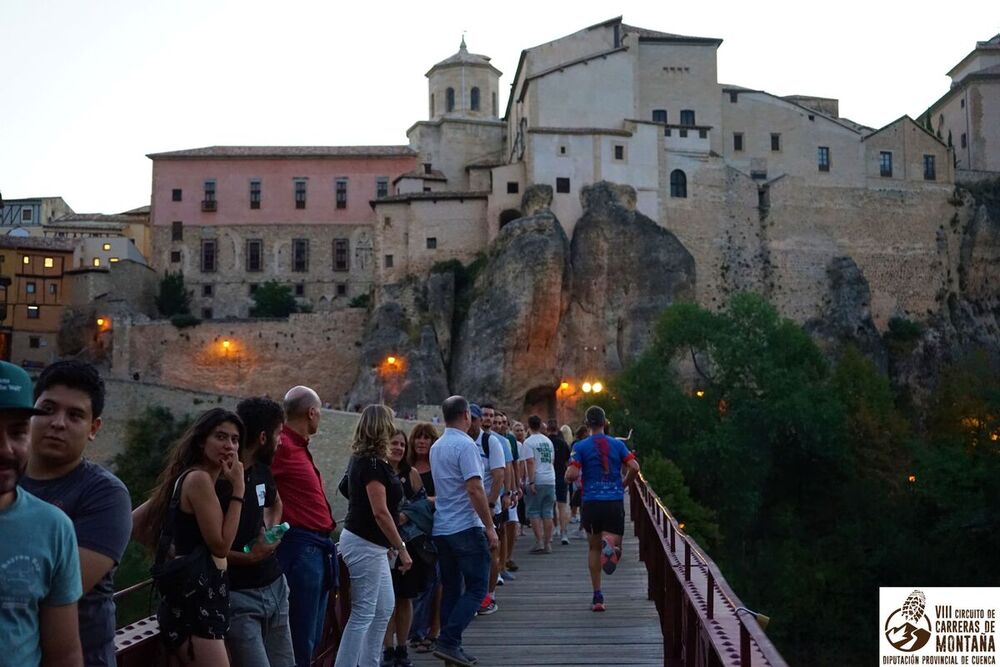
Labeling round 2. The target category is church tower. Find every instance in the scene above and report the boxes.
[426,37,502,120]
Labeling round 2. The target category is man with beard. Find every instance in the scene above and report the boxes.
[224,396,295,666]
[0,360,83,666]
[21,360,131,667]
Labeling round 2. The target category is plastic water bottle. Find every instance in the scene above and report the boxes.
[243,522,290,552]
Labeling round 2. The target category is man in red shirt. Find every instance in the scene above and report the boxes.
[272,385,337,667]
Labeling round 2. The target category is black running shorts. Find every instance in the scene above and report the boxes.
[580,500,625,536]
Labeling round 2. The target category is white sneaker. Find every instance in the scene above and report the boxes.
[496,574,505,586]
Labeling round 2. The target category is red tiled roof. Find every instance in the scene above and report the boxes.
[147,146,417,160]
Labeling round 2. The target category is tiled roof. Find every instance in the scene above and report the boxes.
[622,24,722,44]
[370,191,490,208]
[147,146,417,160]
[120,205,150,215]
[0,235,79,251]
[392,169,448,184]
[427,39,502,76]
[54,213,146,224]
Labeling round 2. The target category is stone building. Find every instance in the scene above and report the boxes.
[0,197,74,236]
[43,206,152,259]
[146,146,419,318]
[922,33,1000,178]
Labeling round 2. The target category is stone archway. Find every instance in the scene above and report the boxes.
[522,384,557,421]
[499,209,522,229]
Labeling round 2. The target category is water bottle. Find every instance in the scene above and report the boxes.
[243,522,290,552]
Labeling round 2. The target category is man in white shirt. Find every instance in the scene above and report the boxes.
[430,396,499,667]
[521,415,557,553]
[468,404,506,616]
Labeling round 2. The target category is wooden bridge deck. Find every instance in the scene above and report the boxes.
[410,506,663,667]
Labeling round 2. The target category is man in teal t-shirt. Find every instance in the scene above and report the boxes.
[0,361,83,666]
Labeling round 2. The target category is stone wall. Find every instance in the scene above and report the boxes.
[111,311,368,409]
[89,379,422,519]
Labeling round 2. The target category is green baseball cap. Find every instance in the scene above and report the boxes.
[0,361,44,415]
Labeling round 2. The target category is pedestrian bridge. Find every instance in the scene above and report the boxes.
[115,477,787,666]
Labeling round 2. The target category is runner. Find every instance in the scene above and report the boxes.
[564,407,640,612]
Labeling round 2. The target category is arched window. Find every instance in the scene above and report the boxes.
[470,87,480,111]
[446,87,455,112]
[670,170,687,198]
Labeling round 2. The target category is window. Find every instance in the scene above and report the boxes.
[294,283,305,297]
[670,170,687,198]
[729,91,738,103]
[102,242,111,251]
[43,257,54,268]
[376,177,389,199]
[426,237,437,249]
[770,133,781,151]
[48,283,57,296]
[29,336,40,349]
[680,109,695,126]
[202,284,213,297]
[172,189,182,201]
[336,179,348,209]
[613,144,625,161]
[384,254,394,269]
[109,257,119,263]
[202,308,213,320]
[879,151,893,177]
[698,129,707,139]
[22,209,33,222]
[558,145,567,155]
[430,93,435,116]
[22,256,29,265]
[295,180,307,209]
[172,220,183,241]
[556,177,570,193]
[960,98,965,109]
[471,87,480,111]
[446,87,455,112]
[818,146,830,172]
[250,179,261,209]
[924,154,937,181]
[246,239,263,272]
[652,109,667,123]
[333,239,349,272]
[292,239,309,272]
[507,182,519,194]
[961,133,967,149]
[201,239,217,273]
[203,180,216,202]
[93,258,101,267]
[26,282,36,295]
[733,133,744,152]
[27,305,39,319]
[384,216,392,227]
[679,129,688,138]
[170,251,181,263]
[337,283,347,297]
[492,91,498,115]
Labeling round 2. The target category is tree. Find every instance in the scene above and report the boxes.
[155,271,191,317]
[250,281,298,317]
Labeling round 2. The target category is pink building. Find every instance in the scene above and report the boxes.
[147,146,418,318]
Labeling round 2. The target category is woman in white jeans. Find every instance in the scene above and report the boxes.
[335,405,414,667]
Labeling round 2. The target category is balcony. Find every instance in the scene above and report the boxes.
[201,200,217,212]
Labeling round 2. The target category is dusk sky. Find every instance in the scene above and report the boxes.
[1,0,995,213]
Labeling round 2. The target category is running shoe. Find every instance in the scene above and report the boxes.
[592,590,606,612]
[543,543,552,554]
[501,570,516,581]
[477,595,498,616]
[496,574,505,586]
[433,645,476,666]
[601,538,621,574]
[561,535,570,545]
[459,647,479,664]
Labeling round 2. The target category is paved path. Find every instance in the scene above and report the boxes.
[410,508,663,667]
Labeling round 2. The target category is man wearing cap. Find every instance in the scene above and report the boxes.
[565,406,640,612]
[430,396,498,667]
[0,361,84,665]
[21,360,132,667]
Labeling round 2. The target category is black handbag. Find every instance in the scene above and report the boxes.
[150,469,214,600]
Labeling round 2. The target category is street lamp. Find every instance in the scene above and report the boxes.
[592,381,603,394]
[387,356,397,366]
[96,318,105,327]
[582,382,592,393]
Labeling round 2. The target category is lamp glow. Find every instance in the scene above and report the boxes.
[592,382,603,393]
[222,340,231,350]
[387,356,397,365]
[582,382,593,393]
[96,318,105,327]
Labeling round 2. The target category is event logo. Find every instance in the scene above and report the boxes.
[884,590,933,652]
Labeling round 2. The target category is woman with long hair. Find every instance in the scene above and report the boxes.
[335,405,413,667]
[131,408,246,666]
[405,422,442,653]
[382,429,427,666]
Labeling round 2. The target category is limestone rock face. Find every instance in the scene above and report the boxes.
[562,182,696,375]
[424,271,456,366]
[450,211,571,407]
[521,184,553,217]
[346,300,449,413]
[806,256,888,372]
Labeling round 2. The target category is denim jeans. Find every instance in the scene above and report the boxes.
[334,530,395,667]
[226,575,295,667]
[409,562,440,641]
[434,527,490,651]
[277,534,333,667]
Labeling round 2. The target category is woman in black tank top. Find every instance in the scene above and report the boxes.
[131,408,247,666]
[405,422,438,498]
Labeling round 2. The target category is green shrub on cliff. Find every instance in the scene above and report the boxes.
[155,271,191,317]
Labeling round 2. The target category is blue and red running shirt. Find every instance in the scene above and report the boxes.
[568,434,636,502]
